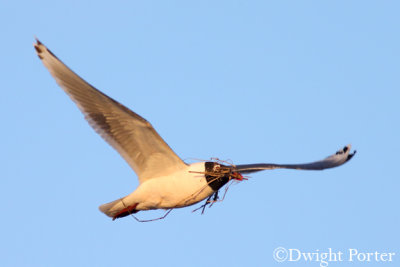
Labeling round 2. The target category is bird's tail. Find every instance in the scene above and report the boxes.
[99,196,139,220]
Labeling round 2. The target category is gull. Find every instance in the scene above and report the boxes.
[34,39,356,220]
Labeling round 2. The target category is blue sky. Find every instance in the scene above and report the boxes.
[1,1,399,266]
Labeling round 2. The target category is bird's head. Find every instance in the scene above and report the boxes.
[204,162,245,191]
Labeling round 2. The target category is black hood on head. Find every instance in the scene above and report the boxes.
[204,162,231,191]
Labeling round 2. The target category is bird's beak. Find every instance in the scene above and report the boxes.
[231,172,244,181]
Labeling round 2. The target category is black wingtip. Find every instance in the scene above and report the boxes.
[33,37,44,59]
[34,36,42,45]
[336,144,351,155]
[33,38,59,60]
[335,144,356,163]
[347,150,357,161]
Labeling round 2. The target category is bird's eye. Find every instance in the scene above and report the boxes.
[213,164,220,171]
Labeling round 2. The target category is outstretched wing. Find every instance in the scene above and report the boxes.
[34,39,187,183]
[234,145,356,174]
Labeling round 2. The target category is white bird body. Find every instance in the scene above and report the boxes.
[99,162,213,218]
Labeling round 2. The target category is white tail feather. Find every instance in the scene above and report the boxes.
[99,198,126,218]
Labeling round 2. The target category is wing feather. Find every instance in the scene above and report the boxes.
[34,39,187,182]
[234,145,356,174]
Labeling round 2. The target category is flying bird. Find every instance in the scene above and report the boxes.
[34,39,356,221]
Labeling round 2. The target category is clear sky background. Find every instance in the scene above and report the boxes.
[1,1,399,267]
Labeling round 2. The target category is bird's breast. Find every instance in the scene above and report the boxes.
[135,162,215,209]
